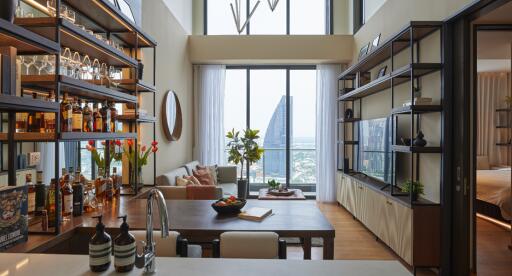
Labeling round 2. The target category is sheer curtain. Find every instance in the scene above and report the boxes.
[316,64,341,202]
[37,143,66,185]
[477,72,511,166]
[194,65,226,165]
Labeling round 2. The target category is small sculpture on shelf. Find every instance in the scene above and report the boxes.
[345,108,354,119]
[413,131,427,147]
[401,180,424,202]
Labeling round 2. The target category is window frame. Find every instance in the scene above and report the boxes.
[225,65,317,196]
[204,0,333,35]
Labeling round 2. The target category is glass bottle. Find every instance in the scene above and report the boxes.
[109,102,117,132]
[16,113,28,132]
[35,171,46,216]
[61,92,73,132]
[100,101,111,133]
[72,171,83,217]
[59,168,68,188]
[93,103,103,132]
[112,167,120,196]
[95,167,106,204]
[104,171,113,202]
[62,175,74,217]
[46,178,62,228]
[84,181,97,213]
[27,93,38,132]
[26,174,36,215]
[72,97,83,132]
[83,100,93,132]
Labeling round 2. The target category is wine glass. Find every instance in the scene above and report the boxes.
[46,55,56,74]
[92,59,101,81]
[33,56,49,75]
[100,63,109,86]
[81,55,92,80]
[22,56,36,75]
[47,0,56,17]
[72,52,81,79]
[60,48,72,76]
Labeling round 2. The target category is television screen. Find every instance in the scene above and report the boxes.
[358,117,392,183]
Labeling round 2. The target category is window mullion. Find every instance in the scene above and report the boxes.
[286,0,290,35]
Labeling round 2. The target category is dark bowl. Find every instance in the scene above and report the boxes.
[211,199,247,215]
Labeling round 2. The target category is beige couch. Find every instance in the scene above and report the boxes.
[156,161,239,199]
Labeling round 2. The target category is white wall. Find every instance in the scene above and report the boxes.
[363,0,386,23]
[141,0,194,182]
[163,0,194,34]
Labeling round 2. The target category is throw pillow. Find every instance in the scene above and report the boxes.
[176,175,193,187]
[193,167,215,186]
[197,165,219,185]
[184,175,201,186]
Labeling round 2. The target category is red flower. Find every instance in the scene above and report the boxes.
[126,139,134,147]
[141,145,147,152]
[151,141,158,147]
[86,144,96,152]
[88,140,94,146]
[151,146,158,153]
[115,140,122,146]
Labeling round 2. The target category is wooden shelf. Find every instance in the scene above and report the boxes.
[21,75,137,103]
[392,105,443,115]
[90,79,156,93]
[496,125,511,129]
[117,114,156,123]
[392,145,442,153]
[338,118,361,123]
[0,18,60,54]
[63,0,156,48]
[0,132,56,142]
[338,140,359,145]
[15,18,137,67]
[496,108,511,112]
[60,132,137,141]
[338,21,442,80]
[339,63,442,101]
[0,94,59,112]
[496,142,511,146]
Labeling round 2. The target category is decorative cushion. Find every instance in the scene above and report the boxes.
[161,167,189,186]
[176,176,194,187]
[477,156,490,170]
[183,161,201,175]
[193,167,215,186]
[184,175,201,185]
[220,232,279,259]
[197,165,218,185]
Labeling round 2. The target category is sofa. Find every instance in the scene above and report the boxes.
[156,160,240,199]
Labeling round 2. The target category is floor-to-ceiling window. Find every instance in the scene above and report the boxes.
[223,66,316,196]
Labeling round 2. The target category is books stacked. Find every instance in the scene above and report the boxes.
[238,207,272,222]
[403,97,432,107]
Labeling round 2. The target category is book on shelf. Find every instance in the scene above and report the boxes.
[238,207,272,222]
[403,97,433,107]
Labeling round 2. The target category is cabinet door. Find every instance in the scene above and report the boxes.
[354,182,367,221]
[393,203,412,265]
[345,178,357,215]
[362,188,381,235]
[376,196,395,245]
[336,176,342,204]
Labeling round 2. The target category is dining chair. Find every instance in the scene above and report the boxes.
[212,231,287,259]
[131,231,202,258]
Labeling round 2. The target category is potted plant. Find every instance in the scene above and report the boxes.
[267,179,281,191]
[401,180,425,201]
[226,128,264,199]
[85,140,123,173]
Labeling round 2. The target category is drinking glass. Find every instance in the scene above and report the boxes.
[92,59,101,81]
[60,48,72,76]
[47,0,56,17]
[72,52,81,79]
[22,56,35,75]
[46,55,56,74]
[81,55,92,80]
[64,8,76,24]
[100,63,109,86]
[33,56,49,75]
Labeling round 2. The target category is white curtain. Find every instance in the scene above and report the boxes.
[194,65,226,165]
[316,64,342,202]
[36,143,66,185]
[477,73,511,166]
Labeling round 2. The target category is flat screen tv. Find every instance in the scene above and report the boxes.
[358,117,393,183]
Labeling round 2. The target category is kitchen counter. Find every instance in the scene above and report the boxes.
[0,253,412,276]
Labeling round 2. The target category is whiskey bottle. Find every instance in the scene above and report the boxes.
[112,167,120,196]
[72,98,83,132]
[27,93,39,132]
[95,167,106,204]
[83,101,93,132]
[26,174,36,215]
[62,175,74,217]
[45,92,56,133]
[84,181,97,213]
[93,103,103,132]
[46,178,62,228]
[72,171,84,217]
[61,92,73,132]
[100,101,111,133]
[59,168,68,188]
[109,102,118,132]
[15,113,28,132]
[35,171,46,216]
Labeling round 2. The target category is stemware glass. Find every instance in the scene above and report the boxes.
[64,8,76,24]
[72,52,81,79]
[92,59,101,81]
[47,0,56,17]
[33,56,49,75]
[100,63,109,86]
[60,48,72,76]
[81,55,92,80]
[22,56,36,75]
[109,66,120,87]
[46,55,56,74]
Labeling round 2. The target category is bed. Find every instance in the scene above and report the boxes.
[476,169,512,221]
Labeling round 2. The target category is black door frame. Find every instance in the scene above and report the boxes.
[444,0,512,275]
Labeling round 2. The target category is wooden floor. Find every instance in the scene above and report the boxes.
[287,202,511,276]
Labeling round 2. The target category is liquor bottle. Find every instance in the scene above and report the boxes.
[100,101,111,133]
[104,171,113,201]
[112,167,120,196]
[84,181,97,213]
[93,103,103,132]
[27,93,38,132]
[83,101,93,132]
[72,98,83,132]
[46,178,62,228]
[95,167,106,204]
[68,167,75,184]
[72,171,84,217]
[59,168,68,188]
[45,92,56,133]
[15,113,28,132]
[26,174,36,215]
[35,171,46,216]
[109,102,117,132]
[61,92,73,132]
[62,174,74,217]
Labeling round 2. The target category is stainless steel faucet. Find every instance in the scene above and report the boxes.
[135,189,169,273]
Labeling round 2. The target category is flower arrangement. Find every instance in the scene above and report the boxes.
[85,140,123,172]
[122,139,159,171]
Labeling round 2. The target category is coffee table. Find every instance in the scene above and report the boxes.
[163,200,334,259]
[258,188,306,200]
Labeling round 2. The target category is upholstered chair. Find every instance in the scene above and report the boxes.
[212,232,287,259]
[131,231,202,258]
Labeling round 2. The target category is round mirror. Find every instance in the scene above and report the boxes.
[162,90,182,141]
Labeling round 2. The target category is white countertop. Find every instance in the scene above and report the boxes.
[0,253,412,276]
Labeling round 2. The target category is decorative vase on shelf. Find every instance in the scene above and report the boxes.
[0,0,17,22]
[413,131,427,147]
[345,108,354,119]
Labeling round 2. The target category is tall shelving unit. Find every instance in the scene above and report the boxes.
[336,22,444,272]
[1,0,157,235]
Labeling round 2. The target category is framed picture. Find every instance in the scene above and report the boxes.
[371,34,381,52]
[377,66,387,79]
[116,0,136,24]
[358,43,370,60]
